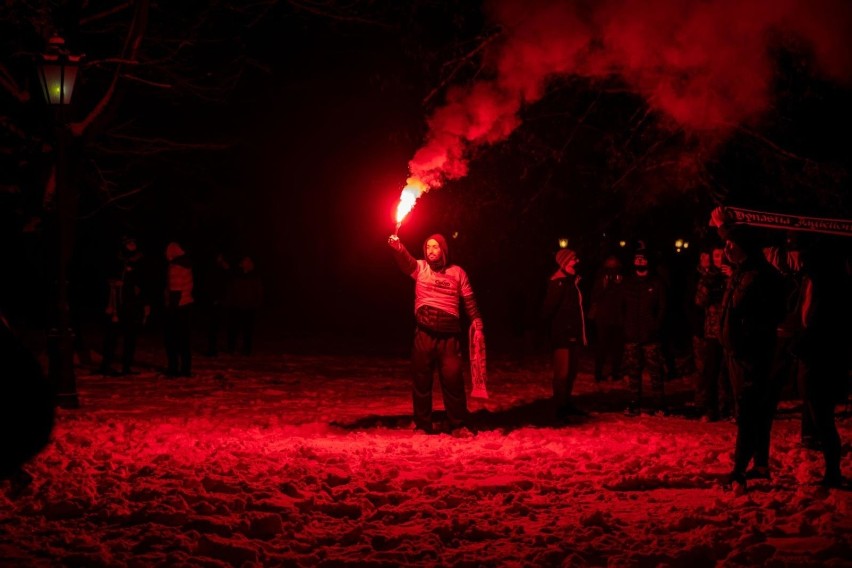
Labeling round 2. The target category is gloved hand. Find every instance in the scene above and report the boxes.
[387,234,403,251]
[709,206,729,228]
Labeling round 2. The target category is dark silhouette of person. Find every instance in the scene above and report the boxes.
[98,236,151,376]
[694,246,733,421]
[388,233,483,435]
[762,239,808,448]
[163,242,194,377]
[795,241,851,487]
[541,248,589,419]
[588,254,625,383]
[0,312,55,482]
[205,253,231,357]
[622,245,668,416]
[226,255,263,356]
[711,207,785,489]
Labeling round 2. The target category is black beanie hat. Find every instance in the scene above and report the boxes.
[423,234,449,265]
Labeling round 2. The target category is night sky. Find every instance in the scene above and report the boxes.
[2,0,851,353]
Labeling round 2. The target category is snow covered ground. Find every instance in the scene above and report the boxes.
[2,348,850,567]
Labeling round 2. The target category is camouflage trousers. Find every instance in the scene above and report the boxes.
[623,341,665,402]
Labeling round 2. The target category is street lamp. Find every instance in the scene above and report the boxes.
[37,36,82,408]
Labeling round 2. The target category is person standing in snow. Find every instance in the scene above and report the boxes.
[588,253,625,384]
[795,241,851,487]
[163,241,194,377]
[98,236,151,376]
[387,233,484,435]
[540,248,588,419]
[710,207,785,489]
[621,244,668,416]
[226,255,264,356]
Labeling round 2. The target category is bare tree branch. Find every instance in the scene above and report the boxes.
[70,0,150,137]
[0,63,30,103]
[79,2,133,26]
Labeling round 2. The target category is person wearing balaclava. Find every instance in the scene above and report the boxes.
[621,242,667,416]
[710,206,785,490]
[388,232,483,435]
[541,248,588,420]
[164,241,194,377]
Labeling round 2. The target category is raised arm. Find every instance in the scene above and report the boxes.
[387,235,417,275]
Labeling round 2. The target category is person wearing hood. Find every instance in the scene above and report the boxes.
[388,232,483,435]
[164,241,194,377]
[541,248,588,419]
[99,236,151,376]
[710,207,785,489]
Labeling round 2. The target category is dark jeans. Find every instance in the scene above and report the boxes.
[101,316,141,372]
[206,302,225,355]
[594,324,624,381]
[698,338,733,418]
[727,353,776,473]
[623,341,665,408]
[164,306,192,376]
[552,344,581,413]
[411,328,467,431]
[800,348,845,477]
[227,308,256,355]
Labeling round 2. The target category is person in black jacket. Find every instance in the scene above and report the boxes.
[226,256,263,356]
[588,254,625,383]
[98,236,151,376]
[795,242,851,487]
[621,246,668,416]
[388,233,484,435]
[541,248,588,419]
[694,246,733,421]
[711,207,786,489]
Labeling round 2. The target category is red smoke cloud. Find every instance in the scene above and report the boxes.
[408,0,852,189]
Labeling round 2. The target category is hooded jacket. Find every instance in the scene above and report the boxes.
[390,234,481,334]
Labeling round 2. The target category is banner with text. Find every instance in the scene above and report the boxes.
[727,207,852,237]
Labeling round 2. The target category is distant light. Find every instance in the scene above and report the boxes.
[452,231,459,239]
[558,238,569,249]
[683,241,690,249]
[674,238,684,249]
[618,240,626,248]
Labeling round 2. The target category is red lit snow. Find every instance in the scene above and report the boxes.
[2,352,850,566]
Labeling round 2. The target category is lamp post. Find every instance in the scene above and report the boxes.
[37,36,81,408]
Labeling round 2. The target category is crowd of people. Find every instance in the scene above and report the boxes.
[95,237,264,378]
[387,206,851,489]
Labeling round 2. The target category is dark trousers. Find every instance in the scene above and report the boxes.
[697,338,733,419]
[553,344,581,414]
[623,341,665,408]
[227,308,256,355]
[594,324,624,381]
[206,302,224,355]
[164,306,192,376]
[411,328,467,430]
[800,354,843,477]
[727,353,776,473]
[101,317,141,372]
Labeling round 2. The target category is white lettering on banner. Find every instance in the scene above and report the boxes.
[727,207,852,237]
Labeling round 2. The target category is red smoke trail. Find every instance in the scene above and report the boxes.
[407,0,852,194]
